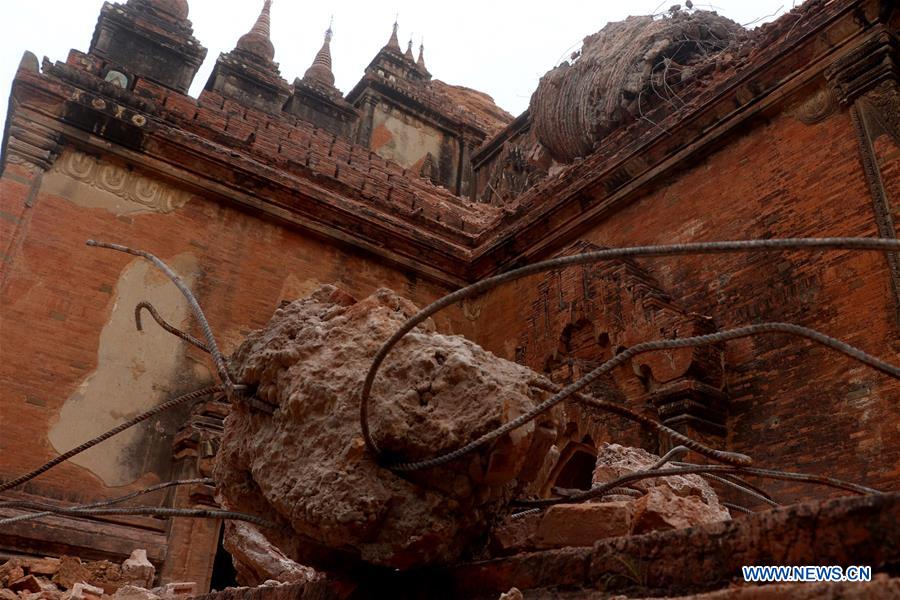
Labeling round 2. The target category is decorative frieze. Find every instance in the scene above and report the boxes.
[50,149,192,213]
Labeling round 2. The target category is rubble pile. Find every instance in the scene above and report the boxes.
[491,443,732,554]
[530,9,747,162]
[213,285,562,577]
[0,551,193,600]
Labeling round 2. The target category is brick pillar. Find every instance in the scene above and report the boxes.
[160,396,230,593]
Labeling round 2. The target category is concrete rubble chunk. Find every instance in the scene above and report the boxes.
[214,285,562,571]
[121,550,154,589]
[153,582,195,599]
[498,588,523,600]
[632,484,728,533]
[0,562,25,588]
[536,501,634,548]
[51,558,91,591]
[222,522,319,587]
[593,442,731,519]
[69,582,104,600]
[9,575,42,594]
[112,585,161,600]
[20,559,60,577]
[489,512,541,556]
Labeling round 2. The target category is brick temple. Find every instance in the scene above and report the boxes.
[1,0,898,597]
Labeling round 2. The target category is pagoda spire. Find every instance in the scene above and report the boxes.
[416,40,426,70]
[386,18,401,50]
[236,0,275,62]
[304,21,335,87]
[405,37,415,61]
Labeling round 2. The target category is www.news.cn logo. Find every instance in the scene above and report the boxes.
[742,565,872,583]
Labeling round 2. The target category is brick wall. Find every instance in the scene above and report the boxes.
[470,105,900,503]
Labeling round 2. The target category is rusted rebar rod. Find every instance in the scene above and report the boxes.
[534,378,751,466]
[513,465,881,507]
[135,301,211,353]
[0,387,221,493]
[723,502,752,515]
[689,471,778,508]
[0,478,215,526]
[0,506,274,528]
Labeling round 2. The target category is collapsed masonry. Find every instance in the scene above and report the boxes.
[0,550,187,600]
[213,286,736,580]
[216,285,562,571]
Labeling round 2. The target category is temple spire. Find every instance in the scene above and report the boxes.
[386,18,401,50]
[236,0,275,62]
[405,37,415,61]
[416,40,426,70]
[304,21,335,87]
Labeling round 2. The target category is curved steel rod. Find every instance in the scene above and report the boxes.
[650,446,689,470]
[87,241,230,388]
[533,378,752,466]
[513,464,881,507]
[383,323,899,472]
[135,301,211,353]
[716,472,776,502]
[0,478,214,526]
[0,506,274,529]
[360,237,900,461]
[686,470,778,508]
[723,502,752,515]
[0,387,221,493]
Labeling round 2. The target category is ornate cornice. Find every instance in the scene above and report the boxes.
[825,28,898,105]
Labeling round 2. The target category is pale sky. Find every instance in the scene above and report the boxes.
[0,0,791,133]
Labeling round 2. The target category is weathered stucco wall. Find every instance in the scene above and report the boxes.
[369,102,459,187]
[468,95,900,503]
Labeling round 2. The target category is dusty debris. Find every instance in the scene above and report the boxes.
[536,501,634,548]
[152,582,195,599]
[593,443,730,516]
[214,285,562,571]
[222,522,319,587]
[0,550,178,600]
[8,577,42,594]
[531,9,747,162]
[489,443,732,555]
[69,582,103,600]
[112,586,161,600]
[120,551,154,591]
[498,588,523,600]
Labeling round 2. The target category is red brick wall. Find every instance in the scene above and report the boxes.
[470,105,900,503]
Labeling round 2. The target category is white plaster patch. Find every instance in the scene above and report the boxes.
[48,252,208,486]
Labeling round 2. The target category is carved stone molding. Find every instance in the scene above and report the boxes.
[793,85,838,125]
[858,80,900,146]
[50,149,193,213]
[827,28,900,327]
[825,29,899,106]
[5,113,63,172]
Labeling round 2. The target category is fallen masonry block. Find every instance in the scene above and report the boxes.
[69,582,104,600]
[214,285,562,575]
[9,575,42,594]
[535,501,633,549]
